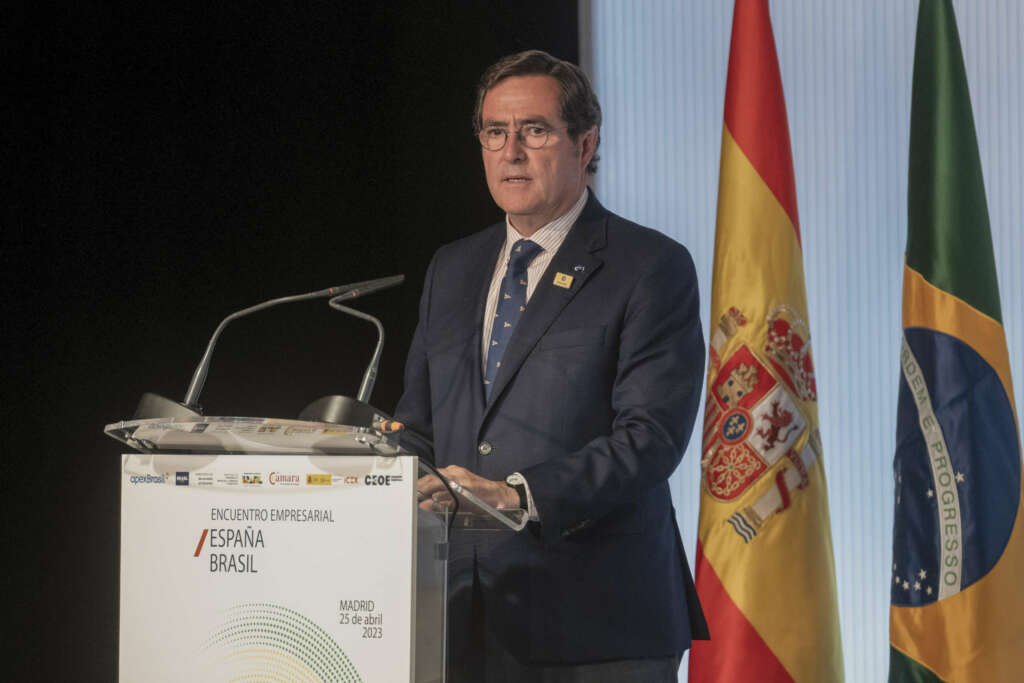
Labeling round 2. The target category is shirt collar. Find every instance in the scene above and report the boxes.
[503,187,589,255]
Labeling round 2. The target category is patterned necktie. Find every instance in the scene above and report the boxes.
[484,239,543,399]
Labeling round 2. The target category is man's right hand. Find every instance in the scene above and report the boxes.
[416,465,520,513]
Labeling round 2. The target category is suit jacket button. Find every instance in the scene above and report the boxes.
[477,441,493,456]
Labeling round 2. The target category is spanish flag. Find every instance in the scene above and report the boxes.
[889,2,1023,681]
[688,1,843,681]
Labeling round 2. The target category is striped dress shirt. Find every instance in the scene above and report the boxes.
[481,188,589,368]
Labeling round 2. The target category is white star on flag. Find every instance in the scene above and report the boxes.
[926,489,934,498]
[956,471,966,483]
[918,569,927,579]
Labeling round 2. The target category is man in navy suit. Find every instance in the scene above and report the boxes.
[398,50,707,682]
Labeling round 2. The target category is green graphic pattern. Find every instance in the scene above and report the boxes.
[204,603,362,682]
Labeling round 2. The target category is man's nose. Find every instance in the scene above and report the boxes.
[502,131,526,161]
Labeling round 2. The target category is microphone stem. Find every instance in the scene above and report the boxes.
[330,301,385,404]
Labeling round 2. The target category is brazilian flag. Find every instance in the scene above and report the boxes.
[889,1,1023,681]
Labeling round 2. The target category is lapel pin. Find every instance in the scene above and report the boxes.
[573,265,585,272]
[553,272,574,289]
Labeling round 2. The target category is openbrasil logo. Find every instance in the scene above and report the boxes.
[203,602,362,682]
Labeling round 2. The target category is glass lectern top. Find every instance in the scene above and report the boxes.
[105,415,402,455]
[106,415,527,532]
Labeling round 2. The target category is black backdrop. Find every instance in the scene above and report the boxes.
[8,3,577,678]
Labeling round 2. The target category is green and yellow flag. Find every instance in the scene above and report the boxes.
[890,2,1023,681]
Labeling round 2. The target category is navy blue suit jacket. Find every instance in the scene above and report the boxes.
[395,194,708,663]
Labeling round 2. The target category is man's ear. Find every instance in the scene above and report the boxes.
[578,126,598,168]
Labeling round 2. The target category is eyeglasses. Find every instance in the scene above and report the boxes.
[477,124,567,151]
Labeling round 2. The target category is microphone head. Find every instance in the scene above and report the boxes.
[348,276,403,296]
[343,274,405,300]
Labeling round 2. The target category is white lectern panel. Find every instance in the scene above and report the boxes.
[120,453,417,682]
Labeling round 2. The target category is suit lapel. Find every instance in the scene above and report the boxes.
[483,195,608,417]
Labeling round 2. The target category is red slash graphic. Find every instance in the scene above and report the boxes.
[194,529,208,557]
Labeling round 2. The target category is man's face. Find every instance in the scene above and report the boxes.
[480,75,596,236]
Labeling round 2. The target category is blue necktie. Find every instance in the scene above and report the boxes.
[484,239,543,399]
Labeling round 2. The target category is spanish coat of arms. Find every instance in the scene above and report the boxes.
[702,304,823,542]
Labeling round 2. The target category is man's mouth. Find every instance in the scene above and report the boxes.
[503,176,531,183]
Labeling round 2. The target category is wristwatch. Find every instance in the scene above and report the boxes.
[504,472,528,510]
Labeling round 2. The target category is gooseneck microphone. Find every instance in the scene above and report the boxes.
[328,274,405,404]
[131,275,405,422]
[182,276,405,410]
[182,284,348,410]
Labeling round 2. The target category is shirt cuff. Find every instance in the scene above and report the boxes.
[506,472,540,522]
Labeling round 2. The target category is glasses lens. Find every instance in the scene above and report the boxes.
[480,129,506,151]
[522,128,549,149]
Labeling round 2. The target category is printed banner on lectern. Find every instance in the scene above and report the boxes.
[120,453,417,682]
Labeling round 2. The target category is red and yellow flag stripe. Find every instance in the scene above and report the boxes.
[690,2,843,681]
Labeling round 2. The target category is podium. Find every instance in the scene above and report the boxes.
[107,415,525,682]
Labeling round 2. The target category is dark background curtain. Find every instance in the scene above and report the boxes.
[6,2,577,678]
